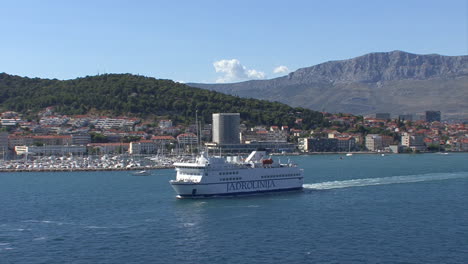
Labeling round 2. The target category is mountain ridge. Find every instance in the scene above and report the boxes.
[189,51,468,120]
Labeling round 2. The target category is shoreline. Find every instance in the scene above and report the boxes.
[1,151,465,173]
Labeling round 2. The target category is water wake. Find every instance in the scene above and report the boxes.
[303,172,468,190]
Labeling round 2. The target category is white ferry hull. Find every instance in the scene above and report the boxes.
[170,177,303,198]
[170,150,304,198]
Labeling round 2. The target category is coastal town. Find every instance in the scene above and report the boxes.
[0,107,467,171]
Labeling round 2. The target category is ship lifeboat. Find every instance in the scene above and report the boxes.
[262,158,273,165]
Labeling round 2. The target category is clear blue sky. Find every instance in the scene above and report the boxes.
[1,0,467,83]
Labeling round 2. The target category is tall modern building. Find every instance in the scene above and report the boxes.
[398,114,413,121]
[212,113,240,144]
[375,113,391,120]
[425,111,441,122]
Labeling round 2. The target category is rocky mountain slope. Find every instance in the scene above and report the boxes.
[189,51,468,120]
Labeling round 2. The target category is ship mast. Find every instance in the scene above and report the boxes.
[195,109,200,153]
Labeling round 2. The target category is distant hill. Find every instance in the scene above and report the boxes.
[0,73,323,128]
[189,51,468,120]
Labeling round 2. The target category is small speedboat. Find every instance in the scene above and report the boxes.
[132,170,151,176]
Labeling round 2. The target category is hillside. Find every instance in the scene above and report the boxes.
[0,73,324,129]
[189,51,468,120]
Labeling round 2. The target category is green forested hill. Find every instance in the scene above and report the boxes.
[0,73,324,128]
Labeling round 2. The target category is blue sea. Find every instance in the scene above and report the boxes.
[1,153,468,264]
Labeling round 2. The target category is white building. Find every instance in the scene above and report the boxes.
[240,129,288,143]
[71,134,91,145]
[365,134,393,151]
[158,119,173,129]
[129,140,157,154]
[401,133,426,151]
[93,117,139,130]
[15,145,86,155]
[176,133,198,145]
[1,119,20,126]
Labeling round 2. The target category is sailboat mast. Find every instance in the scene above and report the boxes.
[195,109,200,152]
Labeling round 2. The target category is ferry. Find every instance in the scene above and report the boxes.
[170,150,304,198]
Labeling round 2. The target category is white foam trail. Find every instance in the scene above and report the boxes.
[84,226,108,229]
[304,172,468,190]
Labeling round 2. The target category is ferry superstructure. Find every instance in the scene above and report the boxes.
[170,150,303,198]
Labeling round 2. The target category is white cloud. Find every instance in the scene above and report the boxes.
[213,59,265,83]
[273,65,289,74]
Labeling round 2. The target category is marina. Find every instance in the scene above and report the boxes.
[0,154,176,172]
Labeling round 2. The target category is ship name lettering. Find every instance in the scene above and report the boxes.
[226,180,276,192]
